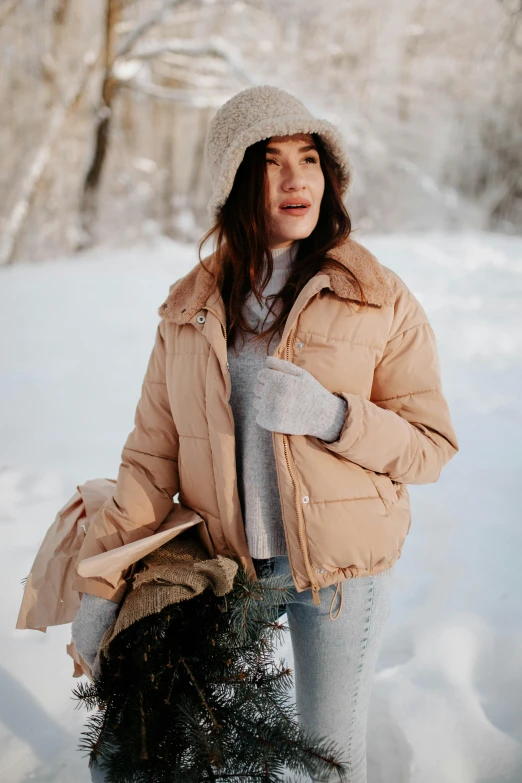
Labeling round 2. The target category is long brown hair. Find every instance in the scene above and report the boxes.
[197,132,366,354]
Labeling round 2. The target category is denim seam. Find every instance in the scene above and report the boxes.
[346,576,376,776]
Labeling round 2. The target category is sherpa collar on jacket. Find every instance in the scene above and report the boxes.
[158,236,394,325]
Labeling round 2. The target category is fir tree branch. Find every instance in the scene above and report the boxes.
[180,657,222,733]
[139,689,149,760]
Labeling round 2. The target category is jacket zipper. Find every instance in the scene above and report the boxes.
[203,304,320,606]
[282,323,321,606]
[203,304,229,357]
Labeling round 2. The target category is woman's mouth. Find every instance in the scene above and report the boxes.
[278,203,311,216]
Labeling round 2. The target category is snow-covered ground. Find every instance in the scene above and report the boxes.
[1,232,521,782]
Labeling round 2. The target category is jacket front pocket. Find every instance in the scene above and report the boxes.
[364,469,399,513]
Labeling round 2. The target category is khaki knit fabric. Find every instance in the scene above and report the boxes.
[99,532,238,657]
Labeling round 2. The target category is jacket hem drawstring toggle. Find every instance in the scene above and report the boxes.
[329,580,344,621]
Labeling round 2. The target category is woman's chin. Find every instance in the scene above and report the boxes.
[269,219,318,245]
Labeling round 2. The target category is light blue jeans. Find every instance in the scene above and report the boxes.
[256,556,393,783]
[89,556,393,783]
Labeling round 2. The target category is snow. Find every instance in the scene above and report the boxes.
[1,232,521,782]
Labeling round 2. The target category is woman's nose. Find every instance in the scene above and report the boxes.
[281,171,307,191]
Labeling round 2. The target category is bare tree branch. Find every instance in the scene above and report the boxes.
[115,0,191,61]
[150,58,226,87]
[121,78,233,107]
[118,35,254,85]
[479,167,521,213]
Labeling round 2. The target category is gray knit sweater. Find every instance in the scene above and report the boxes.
[227,242,345,559]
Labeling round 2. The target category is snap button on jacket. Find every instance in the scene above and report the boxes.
[69,236,459,604]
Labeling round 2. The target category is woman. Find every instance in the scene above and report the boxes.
[72,85,459,782]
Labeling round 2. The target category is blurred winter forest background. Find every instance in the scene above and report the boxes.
[1,0,521,265]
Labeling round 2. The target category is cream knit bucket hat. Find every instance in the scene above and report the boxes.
[204,84,353,221]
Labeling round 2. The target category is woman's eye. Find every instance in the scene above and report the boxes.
[266,157,318,165]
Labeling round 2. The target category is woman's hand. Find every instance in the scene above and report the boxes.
[253,356,348,442]
[71,593,119,676]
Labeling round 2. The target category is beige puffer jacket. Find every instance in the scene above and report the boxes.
[71,236,459,607]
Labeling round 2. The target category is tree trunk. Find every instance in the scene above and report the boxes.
[78,0,122,248]
[161,104,176,236]
[0,0,22,28]
[53,0,70,26]
[0,53,98,266]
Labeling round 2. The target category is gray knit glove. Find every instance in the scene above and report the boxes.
[71,593,119,676]
[253,356,348,442]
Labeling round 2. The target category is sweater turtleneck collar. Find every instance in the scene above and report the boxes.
[269,241,300,270]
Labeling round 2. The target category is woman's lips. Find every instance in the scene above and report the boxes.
[278,205,310,216]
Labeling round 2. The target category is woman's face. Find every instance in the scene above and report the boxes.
[264,133,325,249]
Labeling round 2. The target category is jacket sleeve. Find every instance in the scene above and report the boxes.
[71,320,179,601]
[319,288,459,484]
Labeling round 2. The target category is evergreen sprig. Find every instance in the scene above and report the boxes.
[72,561,348,782]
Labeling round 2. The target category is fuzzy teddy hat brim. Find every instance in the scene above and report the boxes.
[204,85,353,222]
